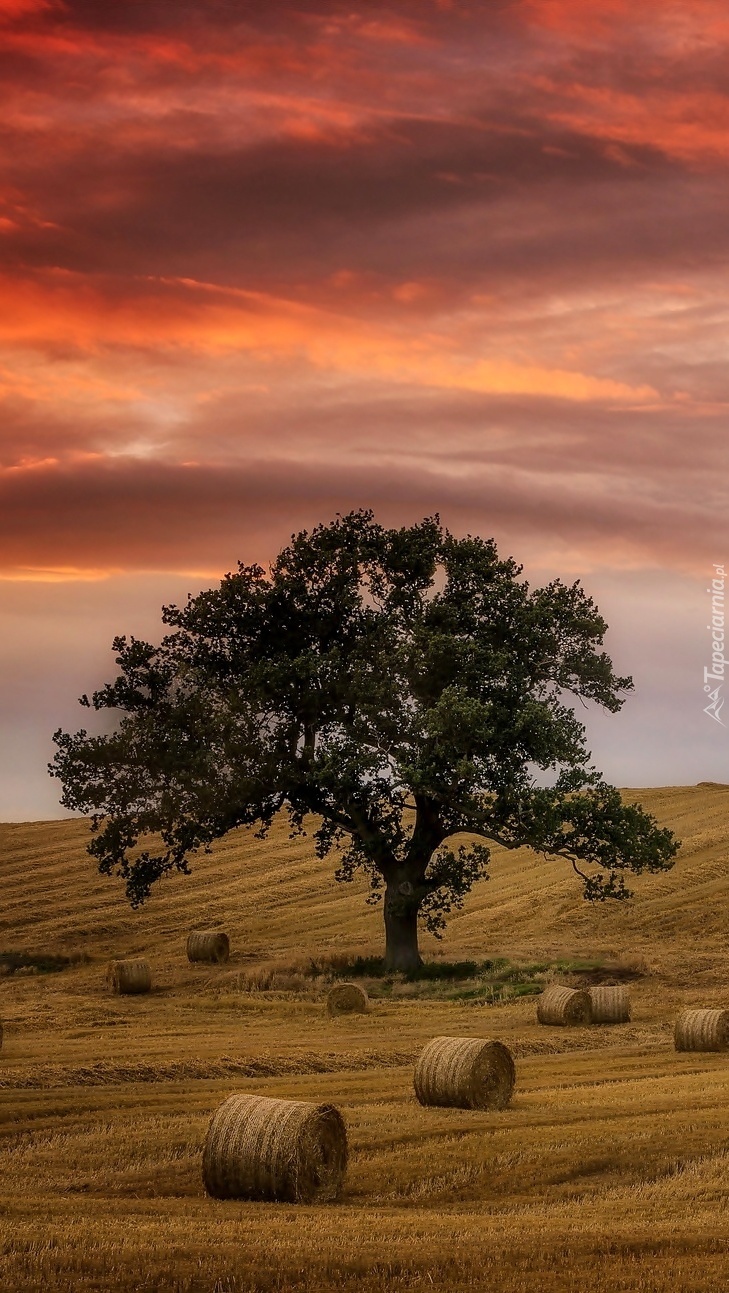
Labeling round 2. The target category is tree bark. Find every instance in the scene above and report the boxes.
[383,879,423,972]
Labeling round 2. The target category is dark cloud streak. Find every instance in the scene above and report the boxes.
[0,447,718,575]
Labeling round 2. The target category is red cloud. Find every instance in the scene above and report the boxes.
[0,0,726,587]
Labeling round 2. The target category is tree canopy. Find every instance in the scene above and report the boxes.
[52,511,679,969]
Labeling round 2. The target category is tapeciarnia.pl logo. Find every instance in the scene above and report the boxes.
[704,563,726,725]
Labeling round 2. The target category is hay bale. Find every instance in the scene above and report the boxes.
[202,1093,348,1202]
[0,1019,3,1051]
[186,930,230,964]
[326,982,368,1016]
[414,1036,516,1110]
[106,958,152,995]
[536,984,591,1026]
[674,1008,729,1052]
[588,985,631,1024]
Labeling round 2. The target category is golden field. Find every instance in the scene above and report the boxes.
[1,783,729,1292]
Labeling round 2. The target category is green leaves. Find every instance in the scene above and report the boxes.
[420,843,492,936]
[50,510,679,928]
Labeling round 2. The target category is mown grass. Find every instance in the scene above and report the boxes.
[1,785,729,1291]
[336,954,629,982]
[251,952,645,1005]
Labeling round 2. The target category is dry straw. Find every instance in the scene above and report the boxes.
[674,1008,729,1052]
[536,984,591,1026]
[326,982,368,1016]
[414,1036,516,1110]
[202,1093,348,1202]
[588,985,631,1024]
[0,1019,3,1051]
[106,958,152,995]
[186,930,230,964]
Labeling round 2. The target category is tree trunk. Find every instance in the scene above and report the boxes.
[383,879,423,972]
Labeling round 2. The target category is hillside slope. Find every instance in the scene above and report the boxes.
[1,784,727,970]
[2,785,729,1293]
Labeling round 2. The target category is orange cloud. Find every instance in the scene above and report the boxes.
[0,0,52,16]
[540,81,729,164]
[3,0,729,819]
[0,271,660,407]
[524,0,729,42]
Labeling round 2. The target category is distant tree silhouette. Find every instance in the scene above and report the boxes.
[52,511,678,970]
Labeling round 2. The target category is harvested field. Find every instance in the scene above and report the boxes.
[1,785,729,1291]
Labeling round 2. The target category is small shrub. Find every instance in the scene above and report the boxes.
[237,966,311,994]
[0,950,91,976]
[404,959,481,982]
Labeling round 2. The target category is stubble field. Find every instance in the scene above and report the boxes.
[1,784,728,1292]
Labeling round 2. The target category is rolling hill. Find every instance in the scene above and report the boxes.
[1,785,728,1293]
[1,783,727,970]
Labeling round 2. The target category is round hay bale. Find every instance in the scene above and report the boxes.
[202,1093,348,1203]
[588,985,631,1024]
[106,958,152,995]
[414,1036,515,1110]
[536,985,591,1026]
[674,1008,729,1052]
[186,930,230,964]
[326,982,368,1016]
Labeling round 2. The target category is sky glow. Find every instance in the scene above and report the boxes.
[1,0,726,816]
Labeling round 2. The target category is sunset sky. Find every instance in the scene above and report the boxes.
[1,0,727,819]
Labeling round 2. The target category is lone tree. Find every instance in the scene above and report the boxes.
[52,512,678,971]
